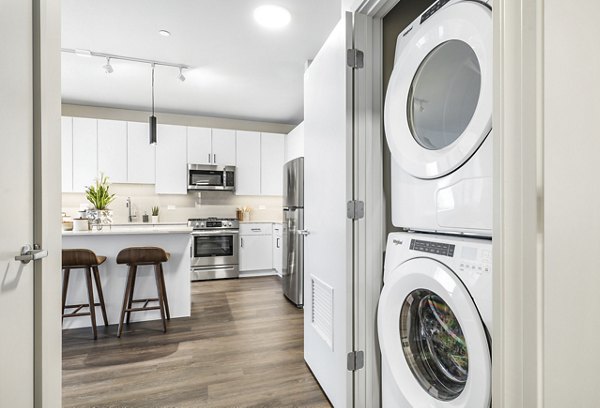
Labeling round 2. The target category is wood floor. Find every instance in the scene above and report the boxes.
[63,276,331,408]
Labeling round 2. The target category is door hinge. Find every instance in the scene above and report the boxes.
[347,350,365,371]
[346,48,364,69]
[347,200,365,220]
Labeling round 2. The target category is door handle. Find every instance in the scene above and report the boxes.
[15,244,48,264]
[297,229,310,236]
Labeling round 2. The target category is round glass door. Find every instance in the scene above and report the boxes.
[407,40,481,150]
[400,289,469,401]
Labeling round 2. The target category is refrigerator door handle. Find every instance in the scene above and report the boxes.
[297,229,310,236]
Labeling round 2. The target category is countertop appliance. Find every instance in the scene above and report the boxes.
[188,217,239,281]
[384,0,492,237]
[282,157,304,307]
[188,164,235,191]
[378,232,492,407]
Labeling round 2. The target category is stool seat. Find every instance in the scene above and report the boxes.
[116,246,171,337]
[63,248,106,268]
[116,247,170,265]
[62,249,109,340]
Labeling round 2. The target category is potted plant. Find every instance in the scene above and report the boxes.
[85,174,115,230]
[151,206,160,224]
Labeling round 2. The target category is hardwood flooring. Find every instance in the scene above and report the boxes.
[62,276,331,408]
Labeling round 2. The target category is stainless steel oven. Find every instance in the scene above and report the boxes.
[189,218,239,280]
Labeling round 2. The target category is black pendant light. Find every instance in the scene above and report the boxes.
[149,63,157,144]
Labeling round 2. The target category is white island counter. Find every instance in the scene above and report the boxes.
[62,225,192,329]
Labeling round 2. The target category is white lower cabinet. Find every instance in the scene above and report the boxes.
[273,224,283,276]
[239,223,274,273]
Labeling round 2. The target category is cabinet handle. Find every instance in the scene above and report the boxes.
[276,238,280,248]
[241,237,244,248]
[214,153,216,163]
[208,153,211,163]
[251,228,261,232]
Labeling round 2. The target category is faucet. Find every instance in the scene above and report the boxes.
[126,197,136,223]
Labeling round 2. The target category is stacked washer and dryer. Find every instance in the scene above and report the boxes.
[379,0,493,407]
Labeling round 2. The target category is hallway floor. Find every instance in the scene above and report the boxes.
[62,276,330,407]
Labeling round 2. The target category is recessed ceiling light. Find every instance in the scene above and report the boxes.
[159,30,171,37]
[253,5,291,29]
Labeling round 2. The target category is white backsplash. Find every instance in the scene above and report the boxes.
[62,183,283,223]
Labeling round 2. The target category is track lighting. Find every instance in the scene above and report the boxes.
[177,67,186,82]
[103,57,113,74]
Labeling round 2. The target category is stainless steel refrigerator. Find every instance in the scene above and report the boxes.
[282,157,304,307]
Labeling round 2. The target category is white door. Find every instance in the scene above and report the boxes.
[155,124,188,194]
[187,126,212,165]
[235,131,261,195]
[97,119,127,183]
[127,121,156,184]
[212,128,236,165]
[303,13,354,407]
[260,132,284,196]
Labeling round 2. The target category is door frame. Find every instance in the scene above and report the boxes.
[33,0,62,405]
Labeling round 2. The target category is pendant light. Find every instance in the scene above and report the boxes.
[149,64,157,144]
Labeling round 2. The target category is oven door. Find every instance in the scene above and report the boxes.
[191,230,239,268]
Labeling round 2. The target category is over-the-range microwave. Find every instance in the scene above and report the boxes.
[187,164,235,191]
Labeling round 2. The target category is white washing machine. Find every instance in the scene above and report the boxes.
[378,232,492,407]
[384,0,493,237]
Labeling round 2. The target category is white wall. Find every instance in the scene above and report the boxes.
[285,122,304,162]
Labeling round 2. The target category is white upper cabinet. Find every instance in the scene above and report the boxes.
[235,131,261,195]
[97,119,127,183]
[211,129,236,165]
[187,127,212,165]
[127,121,155,184]
[155,124,188,194]
[61,117,73,192]
[72,117,98,192]
[260,132,285,196]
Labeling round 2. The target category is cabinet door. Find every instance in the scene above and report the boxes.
[235,131,261,195]
[239,234,273,271]
[97,119,127,183]
[155,124,187,194]
[260,132,285,196]
[212,128,236,165]
[61,117,73,192]
[127,122,155,184]
[72,117,98,192]
[187,126,212,165]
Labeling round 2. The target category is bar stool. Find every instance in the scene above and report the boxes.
[116,247,171,337]
[62,249,109,340]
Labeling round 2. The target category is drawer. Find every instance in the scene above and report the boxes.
[240,223,272,235]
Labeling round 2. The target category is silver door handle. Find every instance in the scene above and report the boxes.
[15,244,48,264]
[297,229,310,236]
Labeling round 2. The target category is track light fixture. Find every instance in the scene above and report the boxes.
[149,64,157,145]
[177,67,186,82]
[103,57,113,74]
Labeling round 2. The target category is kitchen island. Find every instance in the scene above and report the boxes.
[62,225,192,329]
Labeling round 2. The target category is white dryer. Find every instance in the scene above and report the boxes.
[384,0,493,236]
[378,232,492,407]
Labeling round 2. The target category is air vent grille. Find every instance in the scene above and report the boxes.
[311,275,334,350]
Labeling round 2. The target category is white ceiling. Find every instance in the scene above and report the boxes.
[61,0,341,125]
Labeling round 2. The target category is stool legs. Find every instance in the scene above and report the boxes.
[118,265,136,338]
[92,266,109,327]
[126,266,138,324]
[154,264,167,333]
[84,267,98,340]
[159,264,170,320]
[62,268,70,320]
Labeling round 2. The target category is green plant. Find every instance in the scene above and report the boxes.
[85,174,115,210]
[151,206,160,216]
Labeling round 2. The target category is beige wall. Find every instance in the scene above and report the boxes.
[62,103,295,133]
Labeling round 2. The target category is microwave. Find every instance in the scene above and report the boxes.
[187,164,235,191]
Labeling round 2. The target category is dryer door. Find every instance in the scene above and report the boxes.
[384,1,492,179]
[378,258,491,407]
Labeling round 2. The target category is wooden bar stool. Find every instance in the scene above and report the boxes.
[116,247,171,337]
[62,249,109,340]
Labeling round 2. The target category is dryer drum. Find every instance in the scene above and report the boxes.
[400,289,469,401]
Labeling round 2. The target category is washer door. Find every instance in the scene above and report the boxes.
[378,258,491,407]
[384,1,492,179]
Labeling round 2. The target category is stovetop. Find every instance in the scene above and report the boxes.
[188,217,239,230]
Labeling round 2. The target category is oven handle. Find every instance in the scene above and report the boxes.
[191,230,239,236]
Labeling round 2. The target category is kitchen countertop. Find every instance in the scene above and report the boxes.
[63,225,192,236]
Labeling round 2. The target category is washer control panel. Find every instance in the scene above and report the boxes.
[410,239,455,257]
